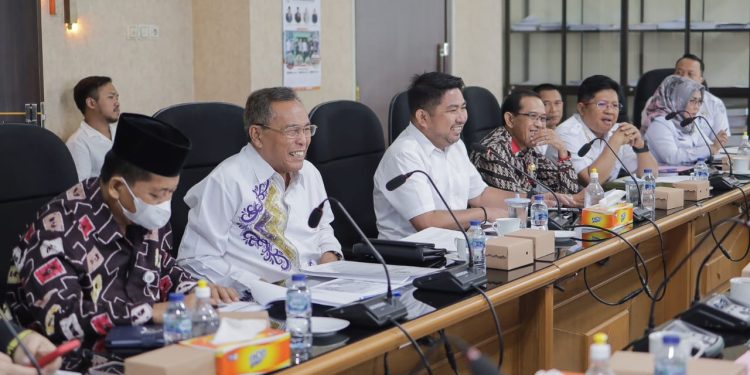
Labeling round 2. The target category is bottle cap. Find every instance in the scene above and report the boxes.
[168,293,185,302]
[644,168,652,173]
[662,334,680,345]
[697,157,705,162]
[292,273,306,282]
[470,220,481,226]
[589,332,611,360]
[534,195,544,201]
[591,168,598,174]
[196,279,211,299]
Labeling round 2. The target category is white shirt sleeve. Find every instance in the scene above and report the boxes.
[645,117,711,165]
[458,141,488,199]
[178,174,259,291]
[705,93,730,138]
[556,121,589,174]
[66,137,92,181]
[378,149,437,221]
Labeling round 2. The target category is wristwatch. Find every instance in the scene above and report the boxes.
[633,140,649,153]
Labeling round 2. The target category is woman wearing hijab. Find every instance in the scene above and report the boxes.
[642,75,724,165]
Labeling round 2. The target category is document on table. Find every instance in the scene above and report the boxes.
[236,277,408,307]
[401,227,464,252]
[302,261,438,284]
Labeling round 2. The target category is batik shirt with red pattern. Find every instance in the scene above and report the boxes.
[6,178,196,344]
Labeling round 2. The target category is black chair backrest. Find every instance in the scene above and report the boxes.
[154,102,247,250]
[0,124,78,296]
[388,91,411,143]
[462,86,503,149]
[307,101,385,254]
[632,68,673,128]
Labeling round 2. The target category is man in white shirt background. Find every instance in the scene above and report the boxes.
[65,76,120,181]
[373,72,515,240]
[177,87,342,292]
[673,53,730,141]
[556,75,659,184]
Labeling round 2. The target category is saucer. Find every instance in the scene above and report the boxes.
[311,317,349,336]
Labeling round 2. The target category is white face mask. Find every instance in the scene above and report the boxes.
[117,178,171,230]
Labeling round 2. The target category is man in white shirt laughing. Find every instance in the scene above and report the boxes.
[177,87,342,291]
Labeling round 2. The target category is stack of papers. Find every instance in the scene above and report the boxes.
[302,261,437,284]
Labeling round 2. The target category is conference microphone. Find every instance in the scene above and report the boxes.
[576,137,654,221]
[471,143,567,230]
[666,111,715,164]
[385,170,487,293]
[308,197,407,327]
[670,112,739,190]
[577,139,595,158]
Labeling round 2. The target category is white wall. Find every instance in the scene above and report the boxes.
[40,0,195,139]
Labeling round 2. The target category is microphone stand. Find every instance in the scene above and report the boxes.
[386,170,487,293]
[472,143,567,230]
[308,197,407,327]
[687,115,739,187]
[578,137,652,221]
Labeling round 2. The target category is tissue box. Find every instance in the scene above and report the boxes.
[581,202,633,230]
[182,328,291,375]
[580,224,633,249]
[125,344,216,375]
[504,229,555,259]
[654,186,684,210]
[672,180,710,201]
[485,236,533,270]
[610,351,745,375]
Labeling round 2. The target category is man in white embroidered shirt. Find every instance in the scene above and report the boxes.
[374,72,516,240]
[177,87,342,291]
[66,76,120,181]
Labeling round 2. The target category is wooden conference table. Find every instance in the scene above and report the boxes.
[272,183,750,375]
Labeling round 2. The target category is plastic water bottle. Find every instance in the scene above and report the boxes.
[585,332,614,375]
[286,274,312,363]
[191,280,220,337]
[468,220,486,271]
[735,132,750,172]
[654,334,687,375]
[694,158,710,180]
[530,195,549,230]
[163,293,192,344]
[641,168,656,218]
[584,168,605,208]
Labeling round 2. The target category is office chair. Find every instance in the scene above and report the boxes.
[632,68,673,128]
[462,86,503,150]
[388,91,411,143]
[0,124,78,296]
[308,100,385,255]
[154,102,247,251]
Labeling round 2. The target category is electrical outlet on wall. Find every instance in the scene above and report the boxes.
[149,25,159,39]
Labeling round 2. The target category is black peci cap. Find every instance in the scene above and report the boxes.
[111,113,191,177]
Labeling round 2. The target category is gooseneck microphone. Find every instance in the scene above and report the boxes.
[577,137,650,220]
[385,170,487,293]
[666,111,714,163]
[472,143,566,230]
[308,197,407,327]
[674,112,735,177]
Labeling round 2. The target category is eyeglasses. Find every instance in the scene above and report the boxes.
[515,112,548,123]
[257,124,318,139]
[688,98,704,106]
[587,100,624,112]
